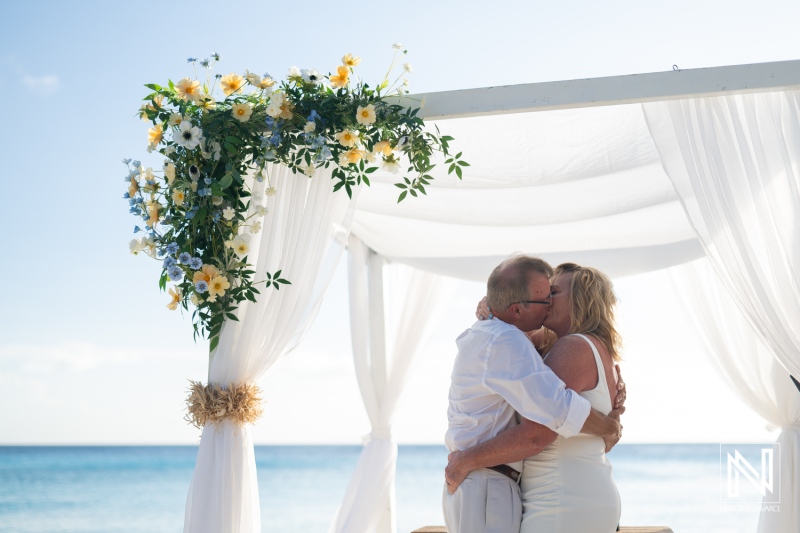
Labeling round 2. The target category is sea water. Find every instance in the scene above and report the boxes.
[0,444,762,533]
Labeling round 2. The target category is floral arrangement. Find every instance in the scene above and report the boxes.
[124,46,467,351]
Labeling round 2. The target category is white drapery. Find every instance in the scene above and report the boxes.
[183,164,357,533]
[328,236,454,533]
[643,91,800,379]
[671,259,800,532]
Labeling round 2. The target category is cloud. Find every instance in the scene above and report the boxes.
[22,74,61,96]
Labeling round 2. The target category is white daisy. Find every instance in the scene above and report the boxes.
[174,121,203,150]
[222,207,236,220]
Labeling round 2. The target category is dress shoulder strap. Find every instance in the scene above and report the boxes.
[571,333,607,393]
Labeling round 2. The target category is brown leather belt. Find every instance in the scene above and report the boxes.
[487,464,520,483]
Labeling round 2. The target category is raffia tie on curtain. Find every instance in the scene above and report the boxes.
[184,381,264,429]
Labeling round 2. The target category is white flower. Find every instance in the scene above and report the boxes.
[288,66,301,78]
[222,207,236,220]
[255,204,269,217]
[190,293,201,306]
[356,104,376,126]
[392,43,403,50]
[303,121,316,133]
[403,63,413,73]
[301,68,321,84]
[299,162,315,177]
[212,196,223,206]
[164,146,175,156]
[129,238,143,254]
[231,102,253,122]
[265,187,277,197]
[168,113,184,126]
[403,78,410,87]
[249,221,262,234]
[141,236,157,257]
[174,121,203,150]
[266,101,283,118]
[163,162,176,183]
[200,139,221,160]
[382,159,402,174]
[231,235,250,258]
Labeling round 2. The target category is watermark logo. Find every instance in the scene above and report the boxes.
[720,443,780,505]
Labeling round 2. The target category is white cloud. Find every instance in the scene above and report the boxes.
[22,74,60,96]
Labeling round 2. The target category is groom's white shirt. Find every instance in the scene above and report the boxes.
[445,318,591,471]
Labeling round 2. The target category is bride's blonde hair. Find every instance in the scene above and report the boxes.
[541,263,622,361]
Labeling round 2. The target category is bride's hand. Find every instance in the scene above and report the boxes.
[445,451,470,494]
[613,364,626,409]
[475,296,492,320]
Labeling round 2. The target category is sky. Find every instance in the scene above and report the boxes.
[1,0,798,445]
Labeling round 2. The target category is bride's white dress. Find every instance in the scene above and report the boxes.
[520,333,621,533]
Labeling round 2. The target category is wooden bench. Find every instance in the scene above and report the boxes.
[411,526,673,533]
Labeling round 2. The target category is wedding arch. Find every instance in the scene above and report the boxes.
[178,59,800,533]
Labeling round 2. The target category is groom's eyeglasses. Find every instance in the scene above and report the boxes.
[509,299,551,307]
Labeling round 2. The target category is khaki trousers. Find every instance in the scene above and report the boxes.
[442,468,522,533]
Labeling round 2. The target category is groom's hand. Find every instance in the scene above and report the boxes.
[603,407,624,452]
[445,451,470,494]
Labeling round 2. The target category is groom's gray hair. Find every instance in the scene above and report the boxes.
[487,255,553,311]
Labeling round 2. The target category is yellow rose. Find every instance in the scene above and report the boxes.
[342,54,361,67]
[175,78,201,102]
[220,73,245,96]
[335,129,358,148]
[147,123,163,149]
[373,140,393,156]
[356,104,376,126]
[329,65,349,89]
[231,102,253,122]
[167,287,182,310]
[208,275,231,299]
[344,148,366,164]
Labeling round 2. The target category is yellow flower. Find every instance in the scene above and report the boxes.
[343,148,366,165]
[373,140,393,156]
[329,65,349,88]
[168,113,184,126]
[167,286,182,310]
[175,78,201,102]
[342,54,361,67]
[335,129,358,148]
[231,102,253,122]
[164,162,176,183]
[193,264,220,284]
[128,176,139,197]
[197,95,216,111]
[220,73,245,96]
[147,123,163,149]
[146,202,160,227]
[172,189,185,206]
[356,104,376,126]
[208,275,231,299]
[258,77,276,89]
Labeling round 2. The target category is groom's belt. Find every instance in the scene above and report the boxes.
[487,464,520,483]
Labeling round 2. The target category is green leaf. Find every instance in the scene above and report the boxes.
[398,190,408,203]
[457,161,470,167]
[210,335,219,353]
[455,166,463,179]
[219,173,233,189]
[226,313,239,321]
[365,166,378,174]
[394,183,406,189]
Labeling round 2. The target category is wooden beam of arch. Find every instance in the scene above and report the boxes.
[395,59,800,120]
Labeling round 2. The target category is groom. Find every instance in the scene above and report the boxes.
[442,255,624,533]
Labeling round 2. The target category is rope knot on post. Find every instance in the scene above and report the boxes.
[185,381,264,429]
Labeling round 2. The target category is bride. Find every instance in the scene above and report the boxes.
[446,262,622,533]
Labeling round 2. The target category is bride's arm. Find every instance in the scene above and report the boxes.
[445,419,556,494]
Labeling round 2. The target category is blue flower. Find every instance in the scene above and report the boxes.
[166,242,179,255]
[264,116,276,129]
[204,177,212,184]
[186,210,196,220]
[212,212,221,222]
[211,52,221,61]
[163,256,178,269]
[187,57,197,63]
[123,192,130,199]
[310,136,325,149]
[308,110,321,122]
[195,280,209,293]
[122,158,132,164]
[129,206,141,215]
[131,160,141,168]
[269,134,281,146]
[168,266,184,281]
[178,252,192,264]
[133,226,141,233]
[200,58,211,69]
[189,257,203,270]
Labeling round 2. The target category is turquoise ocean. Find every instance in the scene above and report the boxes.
[0,444,763,533]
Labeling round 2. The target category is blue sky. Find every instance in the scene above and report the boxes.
[1,0,798,444]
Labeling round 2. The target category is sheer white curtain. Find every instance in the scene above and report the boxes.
[183,164,358,533]
[643,91,800,380]
[671,259,800,532]
[328,236,454,533]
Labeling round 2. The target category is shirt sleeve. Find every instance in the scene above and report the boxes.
[482,329,591,438]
